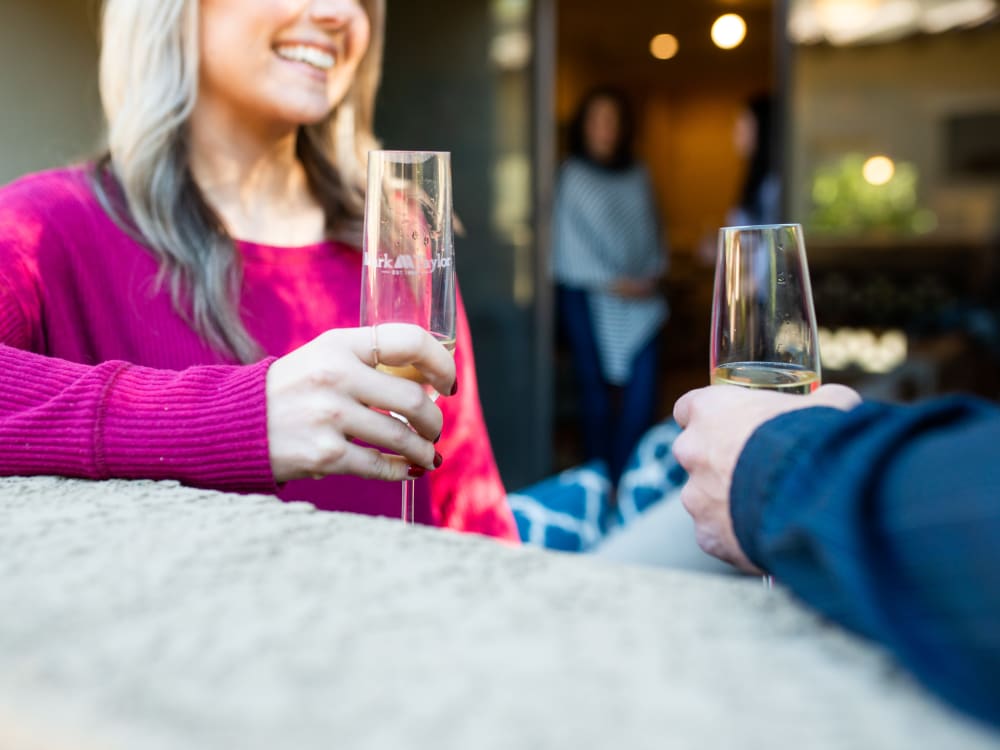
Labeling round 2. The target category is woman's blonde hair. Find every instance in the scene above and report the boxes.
[95,0,385,362]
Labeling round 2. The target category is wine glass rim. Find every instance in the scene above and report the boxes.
[369,149,451,159]
[720,223,803,232]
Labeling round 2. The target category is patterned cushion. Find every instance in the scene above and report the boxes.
[507,461,612,551]
[508,420,688,551]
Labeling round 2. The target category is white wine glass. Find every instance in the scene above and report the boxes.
[360,150,456,525]
[711,223,820,393]
[710,223,820,585]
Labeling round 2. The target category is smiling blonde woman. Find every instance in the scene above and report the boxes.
[0,0,518,539]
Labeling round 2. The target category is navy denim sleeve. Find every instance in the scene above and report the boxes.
[731,397,1000,729]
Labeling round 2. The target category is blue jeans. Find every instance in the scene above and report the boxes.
[557,286,661,486]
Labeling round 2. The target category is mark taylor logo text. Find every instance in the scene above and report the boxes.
[366,254,453,272]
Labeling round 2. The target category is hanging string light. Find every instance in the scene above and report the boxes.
[712,14,748,49]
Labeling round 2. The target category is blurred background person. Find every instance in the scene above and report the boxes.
[730,93,781,227]
[699,93,781,265]
[551,87,669,491]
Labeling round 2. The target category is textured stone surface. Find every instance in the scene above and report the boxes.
[0,476,996,750]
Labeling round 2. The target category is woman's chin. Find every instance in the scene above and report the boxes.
[271,103,336,129]
[295,110,334,127]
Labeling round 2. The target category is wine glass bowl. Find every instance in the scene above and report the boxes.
[361,151,455,351]
[710,224,821,394]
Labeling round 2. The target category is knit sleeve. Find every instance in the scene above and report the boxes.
[0,345,278,494]
[428,289,520,541]
[0,171,278,494]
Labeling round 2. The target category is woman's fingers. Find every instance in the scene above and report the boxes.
[340,324,456,397]
[330,443,413,482]
[349,369,443,442]
[333,397,439,470]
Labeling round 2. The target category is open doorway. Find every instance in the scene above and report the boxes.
[551,0,780,471]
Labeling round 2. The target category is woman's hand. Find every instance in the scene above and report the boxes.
[672,384,861,572]
[265,324,456,483]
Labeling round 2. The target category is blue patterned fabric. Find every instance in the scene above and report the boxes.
[507,462,612,551]
[508,420,688,552]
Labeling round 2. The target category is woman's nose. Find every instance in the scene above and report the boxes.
[309,0,361,30]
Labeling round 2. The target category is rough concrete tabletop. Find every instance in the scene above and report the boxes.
[0,476,996,750]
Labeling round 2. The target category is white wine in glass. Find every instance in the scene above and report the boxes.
[711,362,819,395]
[360,150,456,524]
[375,338,456,391]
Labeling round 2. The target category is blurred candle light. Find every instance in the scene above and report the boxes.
[490,29,532,70]
[922,0,997,32]
[712,14,747,49]
[815,0,881,44]
[650,33,679,60]
[789,0,997,45]
[819,327,908,373]
[863,155,896,186]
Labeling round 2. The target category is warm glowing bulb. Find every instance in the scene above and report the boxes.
[712,14,747,49]
[650,33,679,60]
[863,155,895,186]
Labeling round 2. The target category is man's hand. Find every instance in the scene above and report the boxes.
[671,384,861,572]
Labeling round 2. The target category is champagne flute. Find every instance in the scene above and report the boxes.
[710,223,820,584]
[360,150,456,525]
[711,223,820,392]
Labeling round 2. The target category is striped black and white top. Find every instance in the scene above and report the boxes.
[552,158,668,385]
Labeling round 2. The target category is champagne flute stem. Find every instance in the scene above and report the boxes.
[401,479,415,525]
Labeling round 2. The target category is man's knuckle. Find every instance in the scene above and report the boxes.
[672,435,698,470]
[679,484,699,513]
[685,397,702,419]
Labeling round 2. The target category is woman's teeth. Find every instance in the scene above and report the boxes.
[275,45,336,71]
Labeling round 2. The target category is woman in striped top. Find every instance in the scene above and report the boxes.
[552,87,669,488]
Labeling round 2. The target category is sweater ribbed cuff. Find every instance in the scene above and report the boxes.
[99,358,278,494]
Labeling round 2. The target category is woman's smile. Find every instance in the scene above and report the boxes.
[274,41,339,80]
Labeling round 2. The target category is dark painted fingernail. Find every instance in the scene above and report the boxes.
[434,432,442,444]
[408,465,426,479]
[450,378,459,396]
[433,452,443,469]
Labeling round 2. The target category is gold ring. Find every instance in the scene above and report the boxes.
[370,325,381,368]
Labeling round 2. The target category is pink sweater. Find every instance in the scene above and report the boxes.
[0,166,518,541]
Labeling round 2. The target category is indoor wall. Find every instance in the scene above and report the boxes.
[0,0,103,183]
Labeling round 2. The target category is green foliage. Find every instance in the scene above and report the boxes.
[808,153,937,236]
